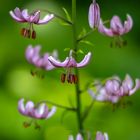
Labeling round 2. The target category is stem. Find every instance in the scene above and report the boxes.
[72,0,84,133]
[38,100,76,111]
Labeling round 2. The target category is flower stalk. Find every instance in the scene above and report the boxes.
[72,0,84,133]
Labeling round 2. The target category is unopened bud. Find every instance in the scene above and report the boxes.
[88,0,100,28]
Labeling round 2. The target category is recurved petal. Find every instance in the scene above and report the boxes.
[98,19,114,37]
[77,52,92,67]
[96,131,105,140]
[9,9,25,22]
[34,103,49,119]
[24,100,34,116]
[76,133,83,140]
[38,14,54,24]
[47,106,57,118]
[30,11,40,23]
[48,56,69,67]
[129,79,140,95]
[110,15,124,35]
[22,9,29,21]
[18,98,26,115]
[25,45,34,62]
[124,14,133,33]
[104,133,109,140]
[123,74,133,90]
[68,135,74,140]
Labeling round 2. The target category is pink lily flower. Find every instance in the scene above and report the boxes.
[18,98,56,119]
[88,74,140,103]
[98,14,133,37]
[48,50,92,84]
[25,45,58,71]
[9,7,54,39]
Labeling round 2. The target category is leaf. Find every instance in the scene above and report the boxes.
[76,49,84,54]
[62,7,72,22]
[80,40,94,47]
[58,19,71,26]
[78,28,87,39]
[64,48,70,52]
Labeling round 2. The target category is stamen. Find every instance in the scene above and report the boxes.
[32,30,36,39]
[61,73,66,83]
[21,28,26,36]
[72,74,78,84]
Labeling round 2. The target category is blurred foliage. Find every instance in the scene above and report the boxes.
[0,0,140,140]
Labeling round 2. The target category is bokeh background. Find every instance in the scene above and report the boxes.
[0,0,140,139]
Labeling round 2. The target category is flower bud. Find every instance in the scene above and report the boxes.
[88,0,100,28]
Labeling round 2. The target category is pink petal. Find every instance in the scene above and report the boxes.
[18,98,26,115]
[38,14,54,24]
[48,56,69,67]
[29,11,40,23]
[110,15,124,35]
[76,133,83,140]
[68,135,74,140]
[9,10,25,22]
[24,101,34,116]
[124,14,133,33]
[21,9,29,21]
[77,52,92,67]
[98,19,114,37]
[34,103,49,119]
[47,106,56,118]
[129,79,140,95]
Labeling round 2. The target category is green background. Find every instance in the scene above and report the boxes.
[0,0,140,139]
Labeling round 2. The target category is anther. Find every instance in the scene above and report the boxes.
[32,30,36,39]
[61,73,66,83]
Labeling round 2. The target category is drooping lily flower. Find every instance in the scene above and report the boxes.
[98,14,133,37]
[88,74,140,103]
[96,131,109,140]
[18,98,56,119]
[68,133,83,140]
[25,45,58,70]
[48,50,92,84]
[88,0,100,29]
[9,7,54,39]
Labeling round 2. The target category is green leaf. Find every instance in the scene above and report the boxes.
[80,40,94,47]
[62,7,72,22]
[58,19,71,26]
[64,48,70,52]
[76,49,84,54]
[78,28,87,39]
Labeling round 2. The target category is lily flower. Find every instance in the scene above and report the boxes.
[98,14,133,37]
[96,131,109,140]
[88,0,100,28]
[88,74,140,103]
[25,45,58,70]
[68,133,83,140]
[18,98,56,119]
[9,7,54,39]
[48,50,92,84]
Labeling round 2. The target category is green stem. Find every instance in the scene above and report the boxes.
[38,100,76,111]
[72,0,84,133]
